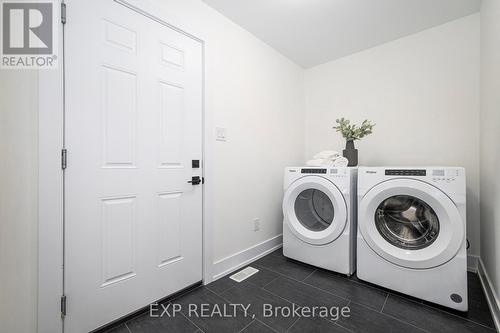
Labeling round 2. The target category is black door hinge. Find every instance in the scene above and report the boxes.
[61,295,67,317]
[61,149,67,170]
[61,3,66,24]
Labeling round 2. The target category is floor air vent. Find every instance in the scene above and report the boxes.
[229,267,259,282]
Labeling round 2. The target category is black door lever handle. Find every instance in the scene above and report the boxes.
[188,176,202,185]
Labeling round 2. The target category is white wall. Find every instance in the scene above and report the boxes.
[144,0,305,263]
[480,0,500,303]
[0,71,39,333]
[304,14,481,257]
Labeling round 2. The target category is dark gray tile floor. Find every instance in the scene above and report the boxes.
[101,249,496,333]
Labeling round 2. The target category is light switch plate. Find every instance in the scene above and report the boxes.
[216,127,227,141]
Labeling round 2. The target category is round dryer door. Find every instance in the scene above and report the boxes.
[283,176,347,245]
[359,179,464,269]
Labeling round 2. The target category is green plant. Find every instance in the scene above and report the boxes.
[333,118,375,141]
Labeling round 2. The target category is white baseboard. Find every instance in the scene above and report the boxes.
[467,254,479,272]
[210,234,283,282]
[478,258,500,332]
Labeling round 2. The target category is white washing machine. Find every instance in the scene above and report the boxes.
[357,167,467,311]
[283,167,357,275]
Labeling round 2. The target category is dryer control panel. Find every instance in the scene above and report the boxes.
[285,167,354,190]
[301,168,326,174]
[431,168,460,183]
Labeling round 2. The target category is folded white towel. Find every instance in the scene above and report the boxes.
[306,159,334,167]
[313,150,340,160]
[332,156,349,167]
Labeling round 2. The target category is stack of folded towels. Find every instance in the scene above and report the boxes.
[306,150,349,167]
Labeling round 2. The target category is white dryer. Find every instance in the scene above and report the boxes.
[357,167,467,311]
[283,167,357,275]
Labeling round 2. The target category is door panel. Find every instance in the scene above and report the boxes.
[159,81,184,167]
[65,1,203,331]
[101,195,137,287]
[102,65,137,167]
[156,191,183,266]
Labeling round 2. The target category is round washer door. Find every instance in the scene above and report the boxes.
[359,179,464,269]
[283,176,347,245]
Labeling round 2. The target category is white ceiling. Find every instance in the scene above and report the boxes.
[202,0,481,68]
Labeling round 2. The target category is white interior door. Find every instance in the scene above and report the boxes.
[64,1,203,331]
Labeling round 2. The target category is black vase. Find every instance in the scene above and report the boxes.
[343,140,358,166]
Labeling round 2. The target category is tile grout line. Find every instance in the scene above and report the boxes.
[214,283,239,297]
[301,268,317,282]
[253,263,351,304]
[378,311,432,333]
[206,285,239,305]
[228,261,352,311]
[351,275,493,328]
[318,299,354,331]
[285,316,301,332]
[179,309,205,333]
[236,319,255,333]
[423,304,497,329]
[255,257,317,281]
[255,318,280,333]
[254,261,387,308]
[216,279,305,333]
[335,321,357,333]
[291,277,352,304]
[262,286,354,331]
[124,322,133,333]
[387,292,497,330]
[257,285,304,308]
[260,275,282,289]
[163,286,206,332]
[331,299,357,333]
[252,263,309,284]
[349,298,432,333]
[380,294,388,313]
[204,283,264,324]
[341,276,391,294]
[340,299,433,333]
[334,321,356,333]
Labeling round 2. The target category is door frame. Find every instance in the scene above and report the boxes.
[37,1,213,332]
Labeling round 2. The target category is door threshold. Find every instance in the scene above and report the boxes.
[91,281,202,333]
